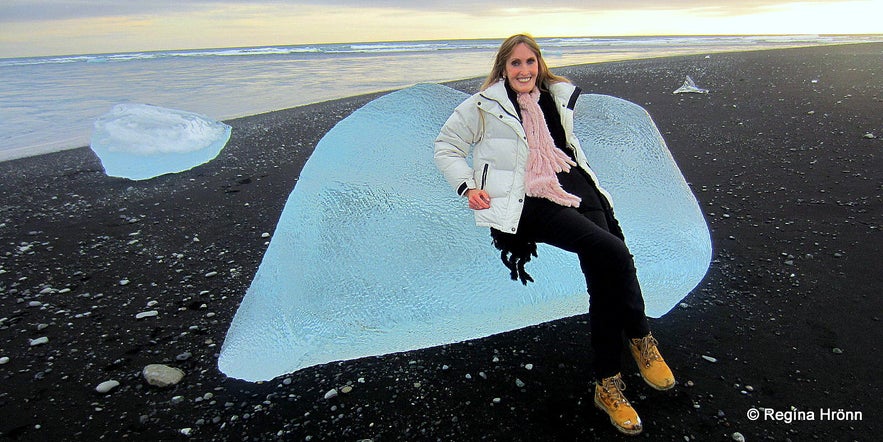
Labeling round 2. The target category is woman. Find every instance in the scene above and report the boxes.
[434,34,675,436]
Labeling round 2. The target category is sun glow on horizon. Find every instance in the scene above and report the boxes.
[0,1,881,58]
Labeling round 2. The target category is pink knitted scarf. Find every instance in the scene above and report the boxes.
[517,88,581,207]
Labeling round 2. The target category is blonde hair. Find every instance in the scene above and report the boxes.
[481,34,569,91]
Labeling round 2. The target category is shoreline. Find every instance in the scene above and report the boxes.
[1,43,880,440]
[2,39,880,164]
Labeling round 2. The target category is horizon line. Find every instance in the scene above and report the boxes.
[3,33,882,60]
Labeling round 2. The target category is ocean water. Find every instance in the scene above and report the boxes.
[0,35,879,161]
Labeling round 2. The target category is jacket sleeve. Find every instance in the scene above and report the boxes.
[434,99,482,196]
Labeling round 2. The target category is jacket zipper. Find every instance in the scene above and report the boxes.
[480,164,489,190]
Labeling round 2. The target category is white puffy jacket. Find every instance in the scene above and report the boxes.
[434,80,613,234]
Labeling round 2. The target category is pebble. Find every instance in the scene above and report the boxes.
[119,279,130,286]
[832,347,843,354]
[135,310,159,319]
[524,363,533,370]
[176,352,192,361]
[0,356,9,364]
[95,380,120,394]
[261,232,271,238]
[863,133,876,139]
[732,431,746,442]
[515,378,525,388]
[701,355,718,363]
[29,336,49,346]
[204,271,218,278]
[340,385,353,394]
[323,388,339,400]
[142,364,185,387]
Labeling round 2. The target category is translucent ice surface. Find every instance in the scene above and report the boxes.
[218,84,711,381]
[90,104,231,180]
[673,75,709,94]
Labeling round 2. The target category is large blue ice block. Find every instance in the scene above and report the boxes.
[219,84,711,382]
[90,103,231,180]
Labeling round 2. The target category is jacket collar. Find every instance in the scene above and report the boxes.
[481,80,580,113]
[479,80,519,118]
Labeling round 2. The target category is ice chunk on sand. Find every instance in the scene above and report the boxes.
[90,104,231,180]
[218,83,711,382]
[673,75,709,94]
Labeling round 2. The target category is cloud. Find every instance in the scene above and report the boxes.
[0,0,209,22]
[0,0,860,23]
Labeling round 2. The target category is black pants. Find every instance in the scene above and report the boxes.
[517,169,650,379]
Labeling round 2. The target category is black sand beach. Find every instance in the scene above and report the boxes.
[1,43,880,441]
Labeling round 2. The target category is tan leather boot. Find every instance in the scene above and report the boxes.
[629,333,676,391]
[594,373,642,435]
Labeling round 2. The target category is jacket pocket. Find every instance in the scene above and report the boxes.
[479,167,514,199]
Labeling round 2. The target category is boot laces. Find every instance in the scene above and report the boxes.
[635,334,661,366]
[601,375,629,408]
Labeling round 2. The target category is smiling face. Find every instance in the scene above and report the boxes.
[505,43,539,93]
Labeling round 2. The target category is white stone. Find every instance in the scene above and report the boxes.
[96,380,120,393]
[323,388,338,400]
[702,355,718,363]
[135,310,159,319]
[29,336,49,346]
[0,356,10,364]
[143,364,185,387]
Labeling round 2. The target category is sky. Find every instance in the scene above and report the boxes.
[1,0,881,58]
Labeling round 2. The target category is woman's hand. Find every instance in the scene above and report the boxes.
[466,189,491,210]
